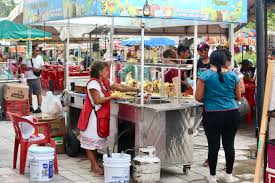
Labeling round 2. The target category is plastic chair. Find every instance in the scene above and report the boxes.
[8,113,58,175]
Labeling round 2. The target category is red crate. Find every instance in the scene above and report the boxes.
[3,100,30,120]
[266,167,275,183]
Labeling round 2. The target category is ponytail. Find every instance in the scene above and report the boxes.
[210,50,227,83]
[217,65,224,82]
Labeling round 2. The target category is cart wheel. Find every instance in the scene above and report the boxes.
[64,132,80,157]
[183,166,190,175]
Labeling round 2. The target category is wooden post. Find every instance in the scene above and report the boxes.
[254,60,274,183]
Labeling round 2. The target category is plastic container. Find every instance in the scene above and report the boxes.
[133,146,161,183]
[268,140,275,169]
[28,146,55,182]
[103,153,131,183]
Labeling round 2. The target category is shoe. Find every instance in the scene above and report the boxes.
[206,175,217,183]
[30,107,34,113]
[33,108,42,113]
[224,173,233,182]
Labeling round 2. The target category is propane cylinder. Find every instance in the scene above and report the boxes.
[133,146,161,183]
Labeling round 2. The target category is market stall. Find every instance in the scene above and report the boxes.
[0,20,52,119]
[23,0,248,173]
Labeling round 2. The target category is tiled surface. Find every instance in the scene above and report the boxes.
[0,121,259,182]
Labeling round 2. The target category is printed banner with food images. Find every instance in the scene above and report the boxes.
[23,0,247,24]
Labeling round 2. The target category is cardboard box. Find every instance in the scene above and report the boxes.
[38,116,66,137]
[53,136,64,154]
[4,83,29,101]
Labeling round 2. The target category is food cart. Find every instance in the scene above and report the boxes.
[23,0,248,173]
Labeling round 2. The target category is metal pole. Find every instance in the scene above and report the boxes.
[256,0,267,140]
[110,17,114,60]
[140,22,145,106]
[78,46,81,65]
[193,23,198,95]
[110,17,115,82]
[65,19,70,90]
[89,33,92,62]
[229,24,235,67]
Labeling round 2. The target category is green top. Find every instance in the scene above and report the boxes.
[118,65,152,82]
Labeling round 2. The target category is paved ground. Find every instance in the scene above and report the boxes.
[0,119,259,183]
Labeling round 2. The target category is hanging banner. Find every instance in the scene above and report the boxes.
[23,0,247,24]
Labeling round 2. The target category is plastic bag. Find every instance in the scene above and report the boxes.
[41,91,64,119]
[20,115,35,139]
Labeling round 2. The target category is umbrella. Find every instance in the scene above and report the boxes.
[0,20,52,41]
[121,37,176,47]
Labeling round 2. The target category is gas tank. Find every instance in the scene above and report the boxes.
[133,146,161,183]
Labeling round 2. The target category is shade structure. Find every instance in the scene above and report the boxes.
[0,20,52,41]
[121,37,176,47]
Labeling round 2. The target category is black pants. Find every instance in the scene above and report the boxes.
[203,110,240,176]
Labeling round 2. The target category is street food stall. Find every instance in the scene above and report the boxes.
[0,20,52,119]
[23,0,248,173]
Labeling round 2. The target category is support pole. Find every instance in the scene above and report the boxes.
[140,22,145,106]
[65,19,70,90]
[193,23,198,95]
[110,17,115,82]
[256,0,267,148]
[89,33,92,62]
[229,24,235,67]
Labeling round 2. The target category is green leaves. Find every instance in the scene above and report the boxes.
[0,0,17,17]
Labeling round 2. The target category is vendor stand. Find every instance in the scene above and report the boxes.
[0,20,52,118]
[23,0,248,173]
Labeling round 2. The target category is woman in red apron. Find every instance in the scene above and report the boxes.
[77,61,138,175]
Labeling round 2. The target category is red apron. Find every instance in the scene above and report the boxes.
[77,78,111,138]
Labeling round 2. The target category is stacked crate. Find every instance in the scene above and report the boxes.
[3,83,30,120]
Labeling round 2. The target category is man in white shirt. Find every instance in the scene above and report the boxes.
[22,45,44,113]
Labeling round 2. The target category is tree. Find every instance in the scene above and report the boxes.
[246,8,275,32]
[0,0,17,17]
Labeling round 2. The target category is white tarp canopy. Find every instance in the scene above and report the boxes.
[32,16,232,29]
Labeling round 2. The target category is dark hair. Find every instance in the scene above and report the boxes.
[32,45,38,51]
[163,49,177,59]
[223,49,232,62]
[90,61,109,79]
[177,45,190,55]
[210,50,227,83]
[197,42,209,51]
[241,59,253,67]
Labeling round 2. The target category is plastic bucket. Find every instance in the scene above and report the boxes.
[268,140,275,169]
[28,146,55,182]
[103,153,131,183]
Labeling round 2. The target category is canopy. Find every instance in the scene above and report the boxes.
[122,37,176,47]
[0,20,52,41]
[23,0,247,25]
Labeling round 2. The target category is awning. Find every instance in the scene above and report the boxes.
[0,20,52,41]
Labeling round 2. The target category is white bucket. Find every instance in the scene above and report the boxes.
[103,153,131,183]
[28,146,55,182]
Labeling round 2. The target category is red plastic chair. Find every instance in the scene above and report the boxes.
[8,113,59,175]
